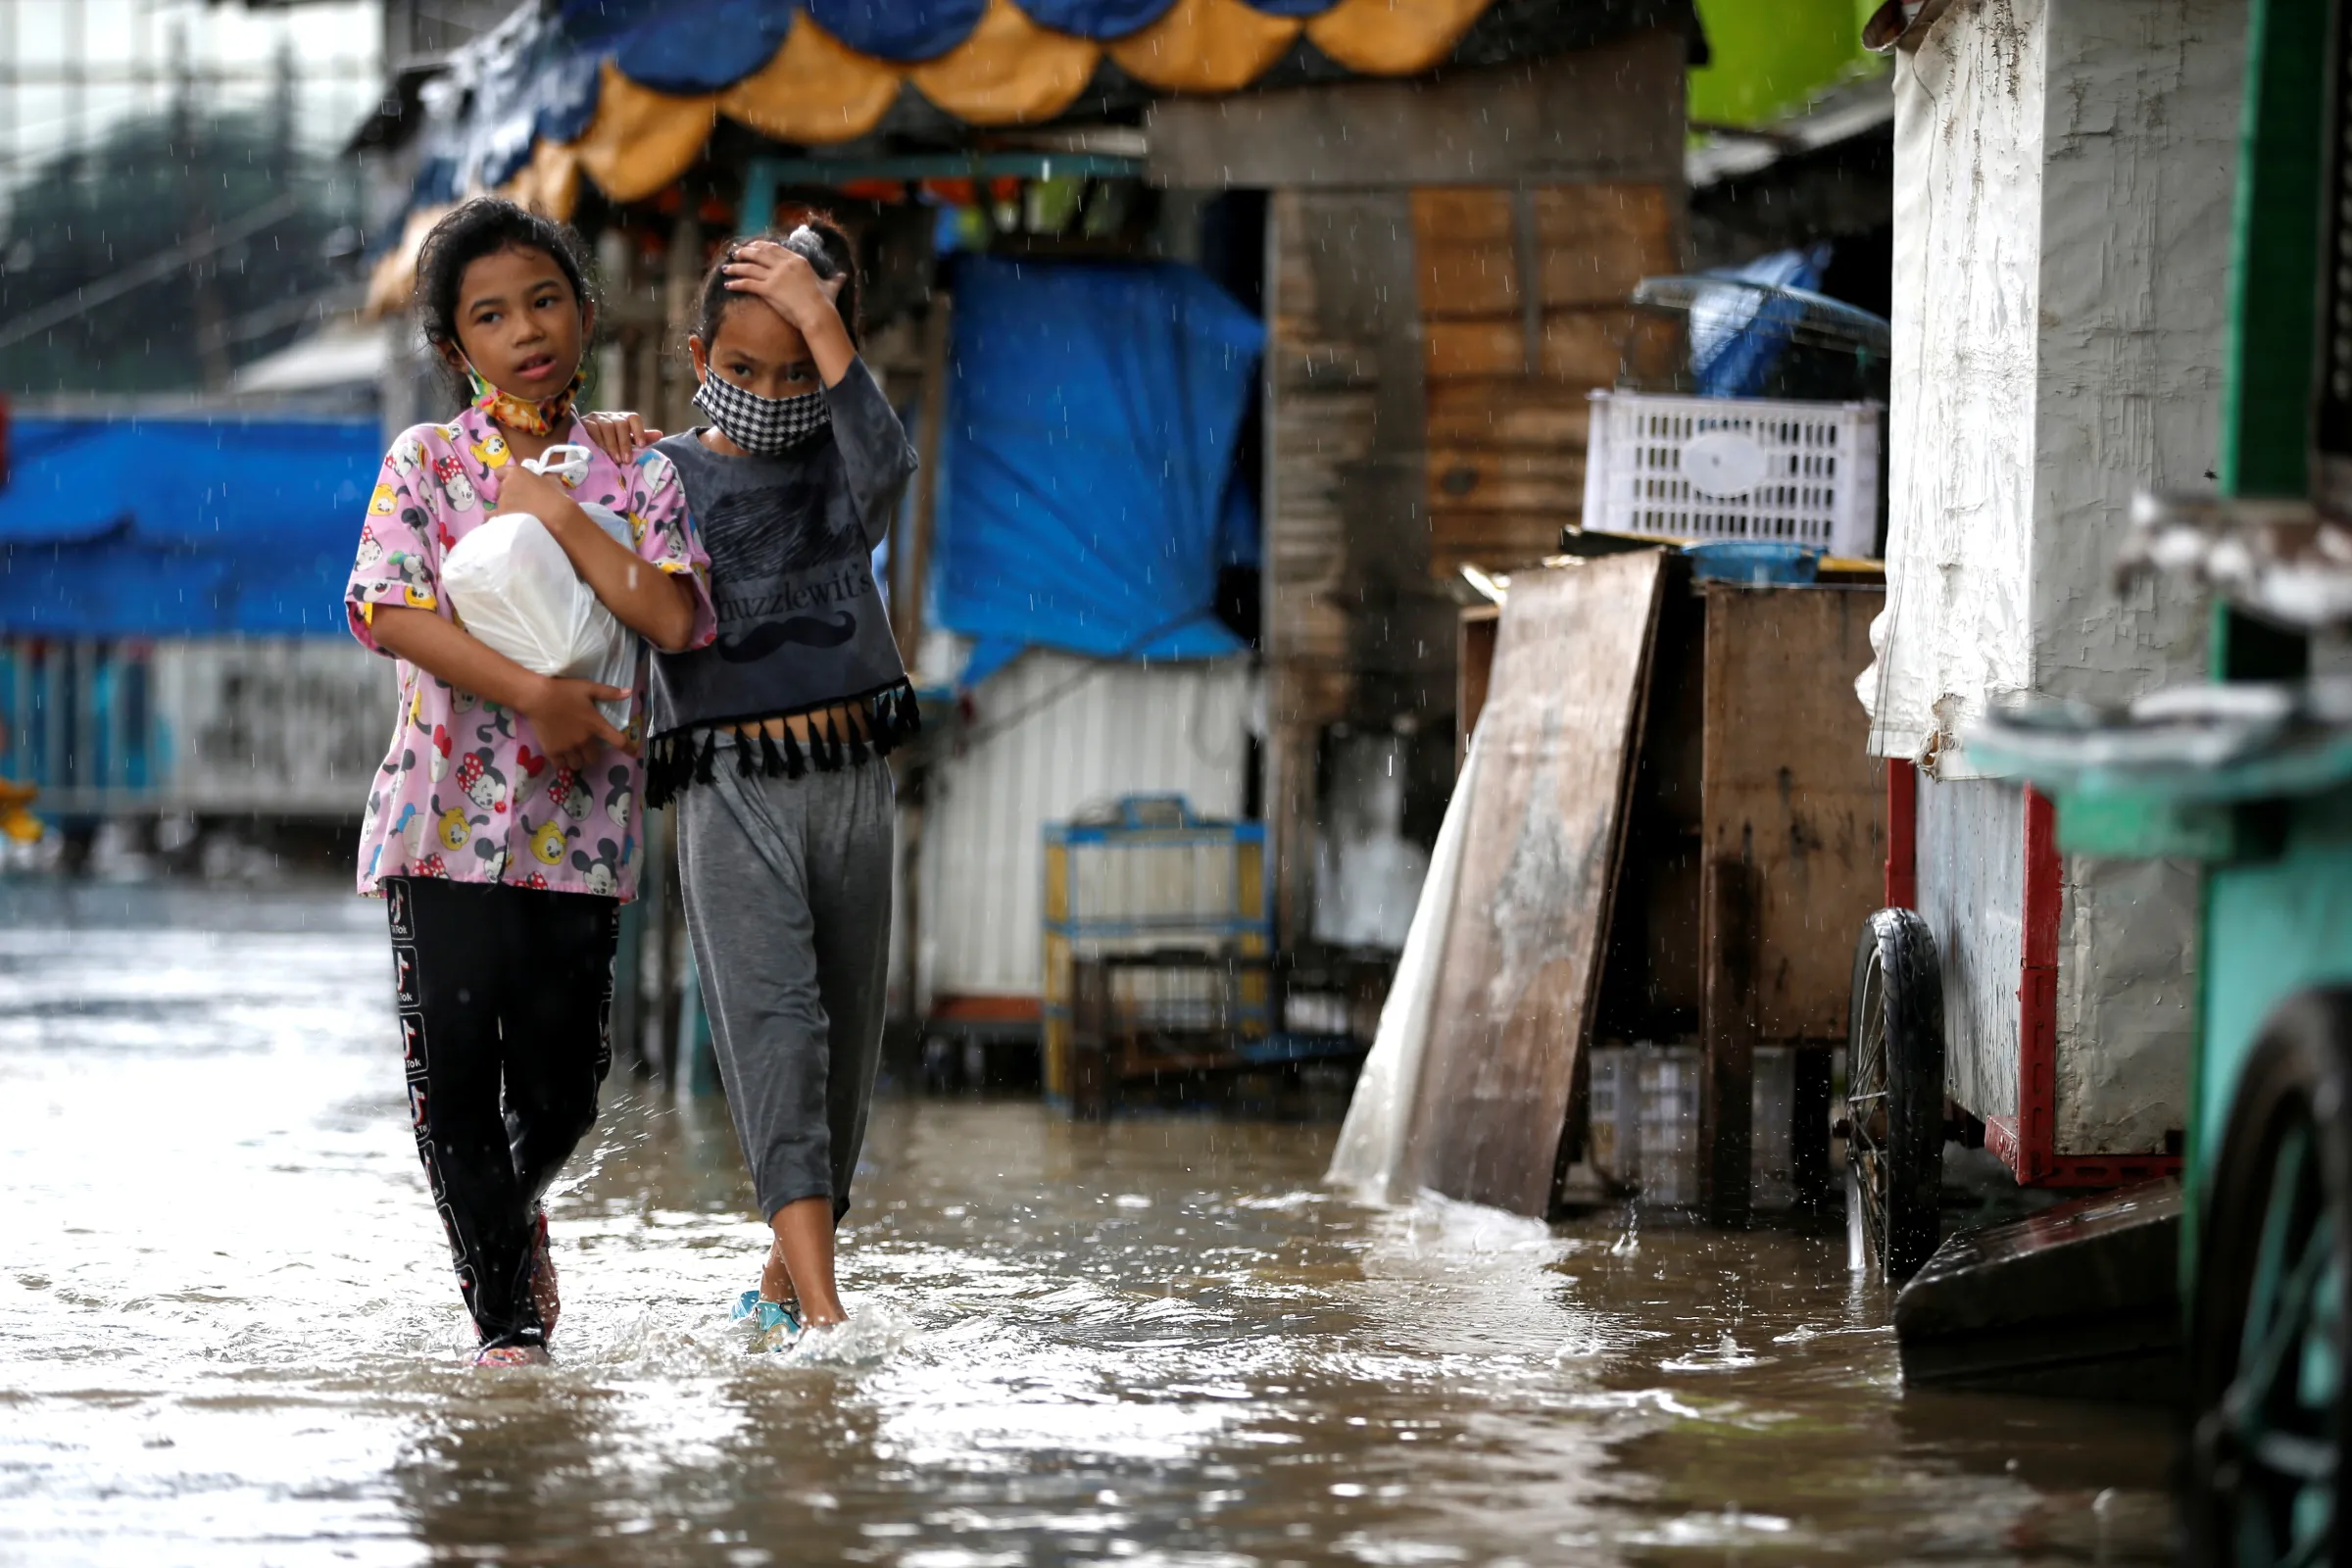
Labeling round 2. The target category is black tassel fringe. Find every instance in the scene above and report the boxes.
[644,679,921,808]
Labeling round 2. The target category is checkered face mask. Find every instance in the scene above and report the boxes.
[693,368,831,456]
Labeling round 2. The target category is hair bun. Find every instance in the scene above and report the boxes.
[781,225,839,280]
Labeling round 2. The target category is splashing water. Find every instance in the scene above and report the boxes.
[765,1302,919,1367]
[0,882,2177,1565]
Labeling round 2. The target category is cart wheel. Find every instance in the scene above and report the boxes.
[1845,908,1944,1279]
[2184,990,2352,1568]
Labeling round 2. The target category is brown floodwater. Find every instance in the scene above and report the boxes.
[0,882,2174,1566]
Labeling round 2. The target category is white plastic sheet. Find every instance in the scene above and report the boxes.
[1323,734,1483,1206]
[441,445,637,729]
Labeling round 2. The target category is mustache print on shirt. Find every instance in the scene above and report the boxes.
[716,612,858,662]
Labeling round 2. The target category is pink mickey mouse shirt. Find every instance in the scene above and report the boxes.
[345,405,715,902]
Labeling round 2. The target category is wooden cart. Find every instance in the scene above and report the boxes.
[1434,551,1886,1222]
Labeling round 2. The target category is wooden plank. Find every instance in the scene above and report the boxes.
[1533,185,1679,308]
[1697,584,1889,1043]
[1408,173,1678,587]
[1413,185,1680,318]
[1424,309,1675,384]
[1146,30,1686,190]
[1407,553,1669,1216]
[1428,512,1567,577]
[1700,855,1759,1224]
[1263,187,1434,948]
[1425,379,1592,451]
[1412,189,1519,318]
[1428,444,1585,514]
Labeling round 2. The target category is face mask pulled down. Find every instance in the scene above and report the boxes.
[694,368,831,456]
[463,360,585,438]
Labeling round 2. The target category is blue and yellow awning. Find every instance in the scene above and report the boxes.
[428,0,1500,211]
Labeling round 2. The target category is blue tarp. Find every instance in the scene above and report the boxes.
[0,415,379,637]
[935,256,1262,687]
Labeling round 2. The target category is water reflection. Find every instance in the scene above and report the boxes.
[0,883,2170,1565]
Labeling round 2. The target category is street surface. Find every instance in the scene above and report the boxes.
[0,883,2171,1565]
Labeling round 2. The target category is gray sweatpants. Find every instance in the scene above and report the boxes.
[676,747,895,1224]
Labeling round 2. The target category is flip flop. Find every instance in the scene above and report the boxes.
[732,1289,802,1346]
[529,1209,560,1343]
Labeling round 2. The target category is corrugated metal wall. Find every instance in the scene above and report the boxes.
[917,652,1255,1003]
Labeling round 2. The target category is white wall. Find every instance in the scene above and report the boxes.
[1863,0,2237,769]
[916,652,1255,1003]
[1865,0,2234,1154]
[1863,0,2047,766]
[2030,0,2235,712]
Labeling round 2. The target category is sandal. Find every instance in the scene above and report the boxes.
[472,1343,552,1368]
[529,1209,560,1343]
[732,1288,802,1348]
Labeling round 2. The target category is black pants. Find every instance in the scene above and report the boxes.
[385,876,619,1349]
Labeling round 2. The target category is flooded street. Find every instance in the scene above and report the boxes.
[1,884,2172,1567]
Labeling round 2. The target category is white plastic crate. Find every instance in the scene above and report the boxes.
[1583,390,1883,559]
[1586,1043,1797,1209]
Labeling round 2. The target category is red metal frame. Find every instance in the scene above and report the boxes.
[1885,759,1918,908]
[1885,767,2180,1190]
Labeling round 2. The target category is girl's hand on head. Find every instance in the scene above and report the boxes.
[580,412,663,467]
[724,239,845,335]
[520,678,635,770]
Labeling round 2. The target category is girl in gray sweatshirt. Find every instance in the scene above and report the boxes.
[589,213,916,1343]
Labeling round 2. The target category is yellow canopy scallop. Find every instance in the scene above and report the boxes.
[910,0,1100,126]
[569,62,719,204]
[1306,0,1493,75]
[1107,0,1300,94]
[501,138,582,223]
[717,15,904,146]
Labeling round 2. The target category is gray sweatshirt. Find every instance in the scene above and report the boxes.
[644,358,919,805]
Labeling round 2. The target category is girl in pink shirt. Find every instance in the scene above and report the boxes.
[344,198,714,1366]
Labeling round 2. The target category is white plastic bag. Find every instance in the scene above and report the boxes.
[441,445,638,731]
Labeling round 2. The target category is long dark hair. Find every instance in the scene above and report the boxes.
[693,207,861,352]
[413,197,596,408]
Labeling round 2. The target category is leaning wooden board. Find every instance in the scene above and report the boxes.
[1408,553,1667,1216]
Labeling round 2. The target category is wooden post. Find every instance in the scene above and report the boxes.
[1791,1046,1834,1207]
[1700,855,1758,1225]
[599,229,662,1079]
[884,290,950,1037]
[661,214,703,433]
[896,292,951,659]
